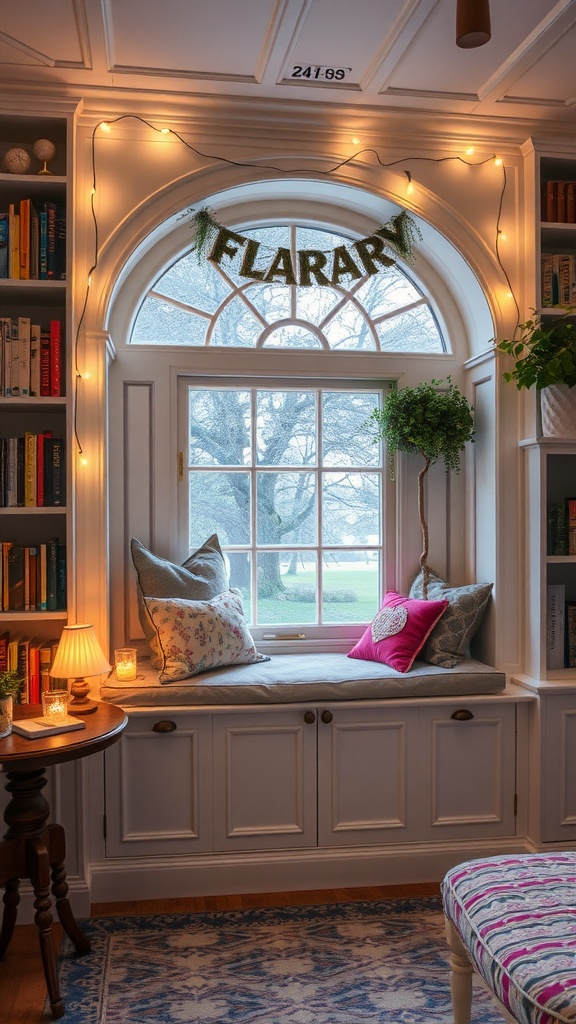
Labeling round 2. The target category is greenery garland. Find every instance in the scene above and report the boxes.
[189,207,421,286]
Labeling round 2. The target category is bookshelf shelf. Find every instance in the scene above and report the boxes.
[1,507,67,515]
[0,610,67,622]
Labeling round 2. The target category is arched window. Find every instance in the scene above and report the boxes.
[130,223,445,353]
[107,183,490,650]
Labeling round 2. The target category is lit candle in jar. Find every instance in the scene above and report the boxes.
[115,648,137,681]
[42,689,70,723]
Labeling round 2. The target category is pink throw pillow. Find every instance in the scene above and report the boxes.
[348,591,449,673]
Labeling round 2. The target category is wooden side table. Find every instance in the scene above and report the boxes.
[0,701,127,1019]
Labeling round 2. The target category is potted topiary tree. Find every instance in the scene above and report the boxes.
[366,377,475,598]
[0,669,23,738]
[496,309,576,437]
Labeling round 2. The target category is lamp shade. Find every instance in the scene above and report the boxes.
[50,624,111,679]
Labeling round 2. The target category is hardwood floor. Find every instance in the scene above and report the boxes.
[0,883,440,1024]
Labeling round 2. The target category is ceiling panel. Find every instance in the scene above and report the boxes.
[0,0,575,126]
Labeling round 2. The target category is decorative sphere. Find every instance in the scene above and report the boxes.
[4,147,31,174]
[33,138,56,163]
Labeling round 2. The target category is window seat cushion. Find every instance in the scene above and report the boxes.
[100,652,505,706]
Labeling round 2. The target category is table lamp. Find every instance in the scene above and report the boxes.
[49,624,111,715]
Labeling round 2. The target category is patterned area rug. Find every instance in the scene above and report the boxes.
[55,898,503,1023]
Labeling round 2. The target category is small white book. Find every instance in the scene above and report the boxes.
[12,715,86,739]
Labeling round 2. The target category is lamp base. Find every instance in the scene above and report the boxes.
[69,698,98,715]
[69,678,98,715]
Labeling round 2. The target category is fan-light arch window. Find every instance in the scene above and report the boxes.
[130,224,446,353]
[131,219,446,636]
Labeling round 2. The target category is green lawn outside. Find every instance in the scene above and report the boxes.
[254,564,380,625]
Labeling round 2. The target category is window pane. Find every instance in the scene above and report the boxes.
[257,551,317,624]
[376,305,444,353]
[356,267,422,317]
[256,472,316,545]
[131,296,208,345]
[189,389,251,466]
[247,282,291,321]
[227,552,252,621]
[157,253,231,313]
[323,302,375,351]
[256,391,316,466]
[322,552,380,623]
[322,392,381,467]
[188,471,250,546]
[322,472,381,545]
[211,294,262,347]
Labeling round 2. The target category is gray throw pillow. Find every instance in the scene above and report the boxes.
[131,535,229,668]
[408,568,493,668]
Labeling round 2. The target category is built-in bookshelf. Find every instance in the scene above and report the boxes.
[540,156,576,311]
[0,112,72,664]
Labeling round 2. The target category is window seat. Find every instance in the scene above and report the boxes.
[100,652,505,706]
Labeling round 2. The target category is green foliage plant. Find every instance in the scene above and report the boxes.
[0,668,23,701]
[497,309,576,390]
[367,378,475,597]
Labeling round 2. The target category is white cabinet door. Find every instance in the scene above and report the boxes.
[418,702,517,840]
[317,705,422,846]
[541,694,576,842]
[104,712,213,857]
[212,707,318,851]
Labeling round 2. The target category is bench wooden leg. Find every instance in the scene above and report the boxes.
[444,916,473,1024]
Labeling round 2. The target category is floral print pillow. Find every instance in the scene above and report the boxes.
[144,588,269,683]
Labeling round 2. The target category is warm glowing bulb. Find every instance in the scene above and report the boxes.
[160,127,170,134]
[79,456,88,467]
[499,232,507,241]
[83,371,91,380]
[100,122,111,133]
[465,146,475,156]
[406,181,415,196]
[87,275,92,287]
[352,136,360,145]
[494,157,503,166]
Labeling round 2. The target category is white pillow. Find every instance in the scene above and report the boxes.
[144,588,269,683]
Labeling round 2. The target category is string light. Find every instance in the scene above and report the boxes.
[76,114,516,457]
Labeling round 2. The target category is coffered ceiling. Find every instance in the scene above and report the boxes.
[1,0,576,129]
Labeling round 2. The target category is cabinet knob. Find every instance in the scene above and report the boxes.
[451,709,474,721]
[152,720,177,733]
[304,711,316,724]
[320,710,333,724]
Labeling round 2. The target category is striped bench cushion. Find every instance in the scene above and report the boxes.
[442,853,576,1024]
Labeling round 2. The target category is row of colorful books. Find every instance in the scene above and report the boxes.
[1,539,66,612]
[0,316,63,397]
[547,585,576,669]
[541,255,576,307]
[0,199,66,280]
[0,433,65,508]
[0,630,66,705]
[541,180,576,224]
[547,497,576,556]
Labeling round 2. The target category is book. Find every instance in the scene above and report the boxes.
[0,211,8,278]
[40,328,51,396]
[49,319,61,396]
[55,208,66,279]
[568,497,576,556]
[44,201,57,279]
[0,631,9,673]
[19,198,31,279]
[39,209,48,279]
[7,544,25,611]
[547,584,566,669]
[46,538,58,611]
[44,436,65,507]
[18,316,31,396]
[12,716,86,739]
[29,324,41,396]
[8,203,19,279]
[24,431,37,507]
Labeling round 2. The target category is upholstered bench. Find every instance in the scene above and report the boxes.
[100,651,506,706]
[442,852,576,1024]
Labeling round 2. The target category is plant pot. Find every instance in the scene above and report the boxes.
[0,696,13,738]
[541,383,576,438]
